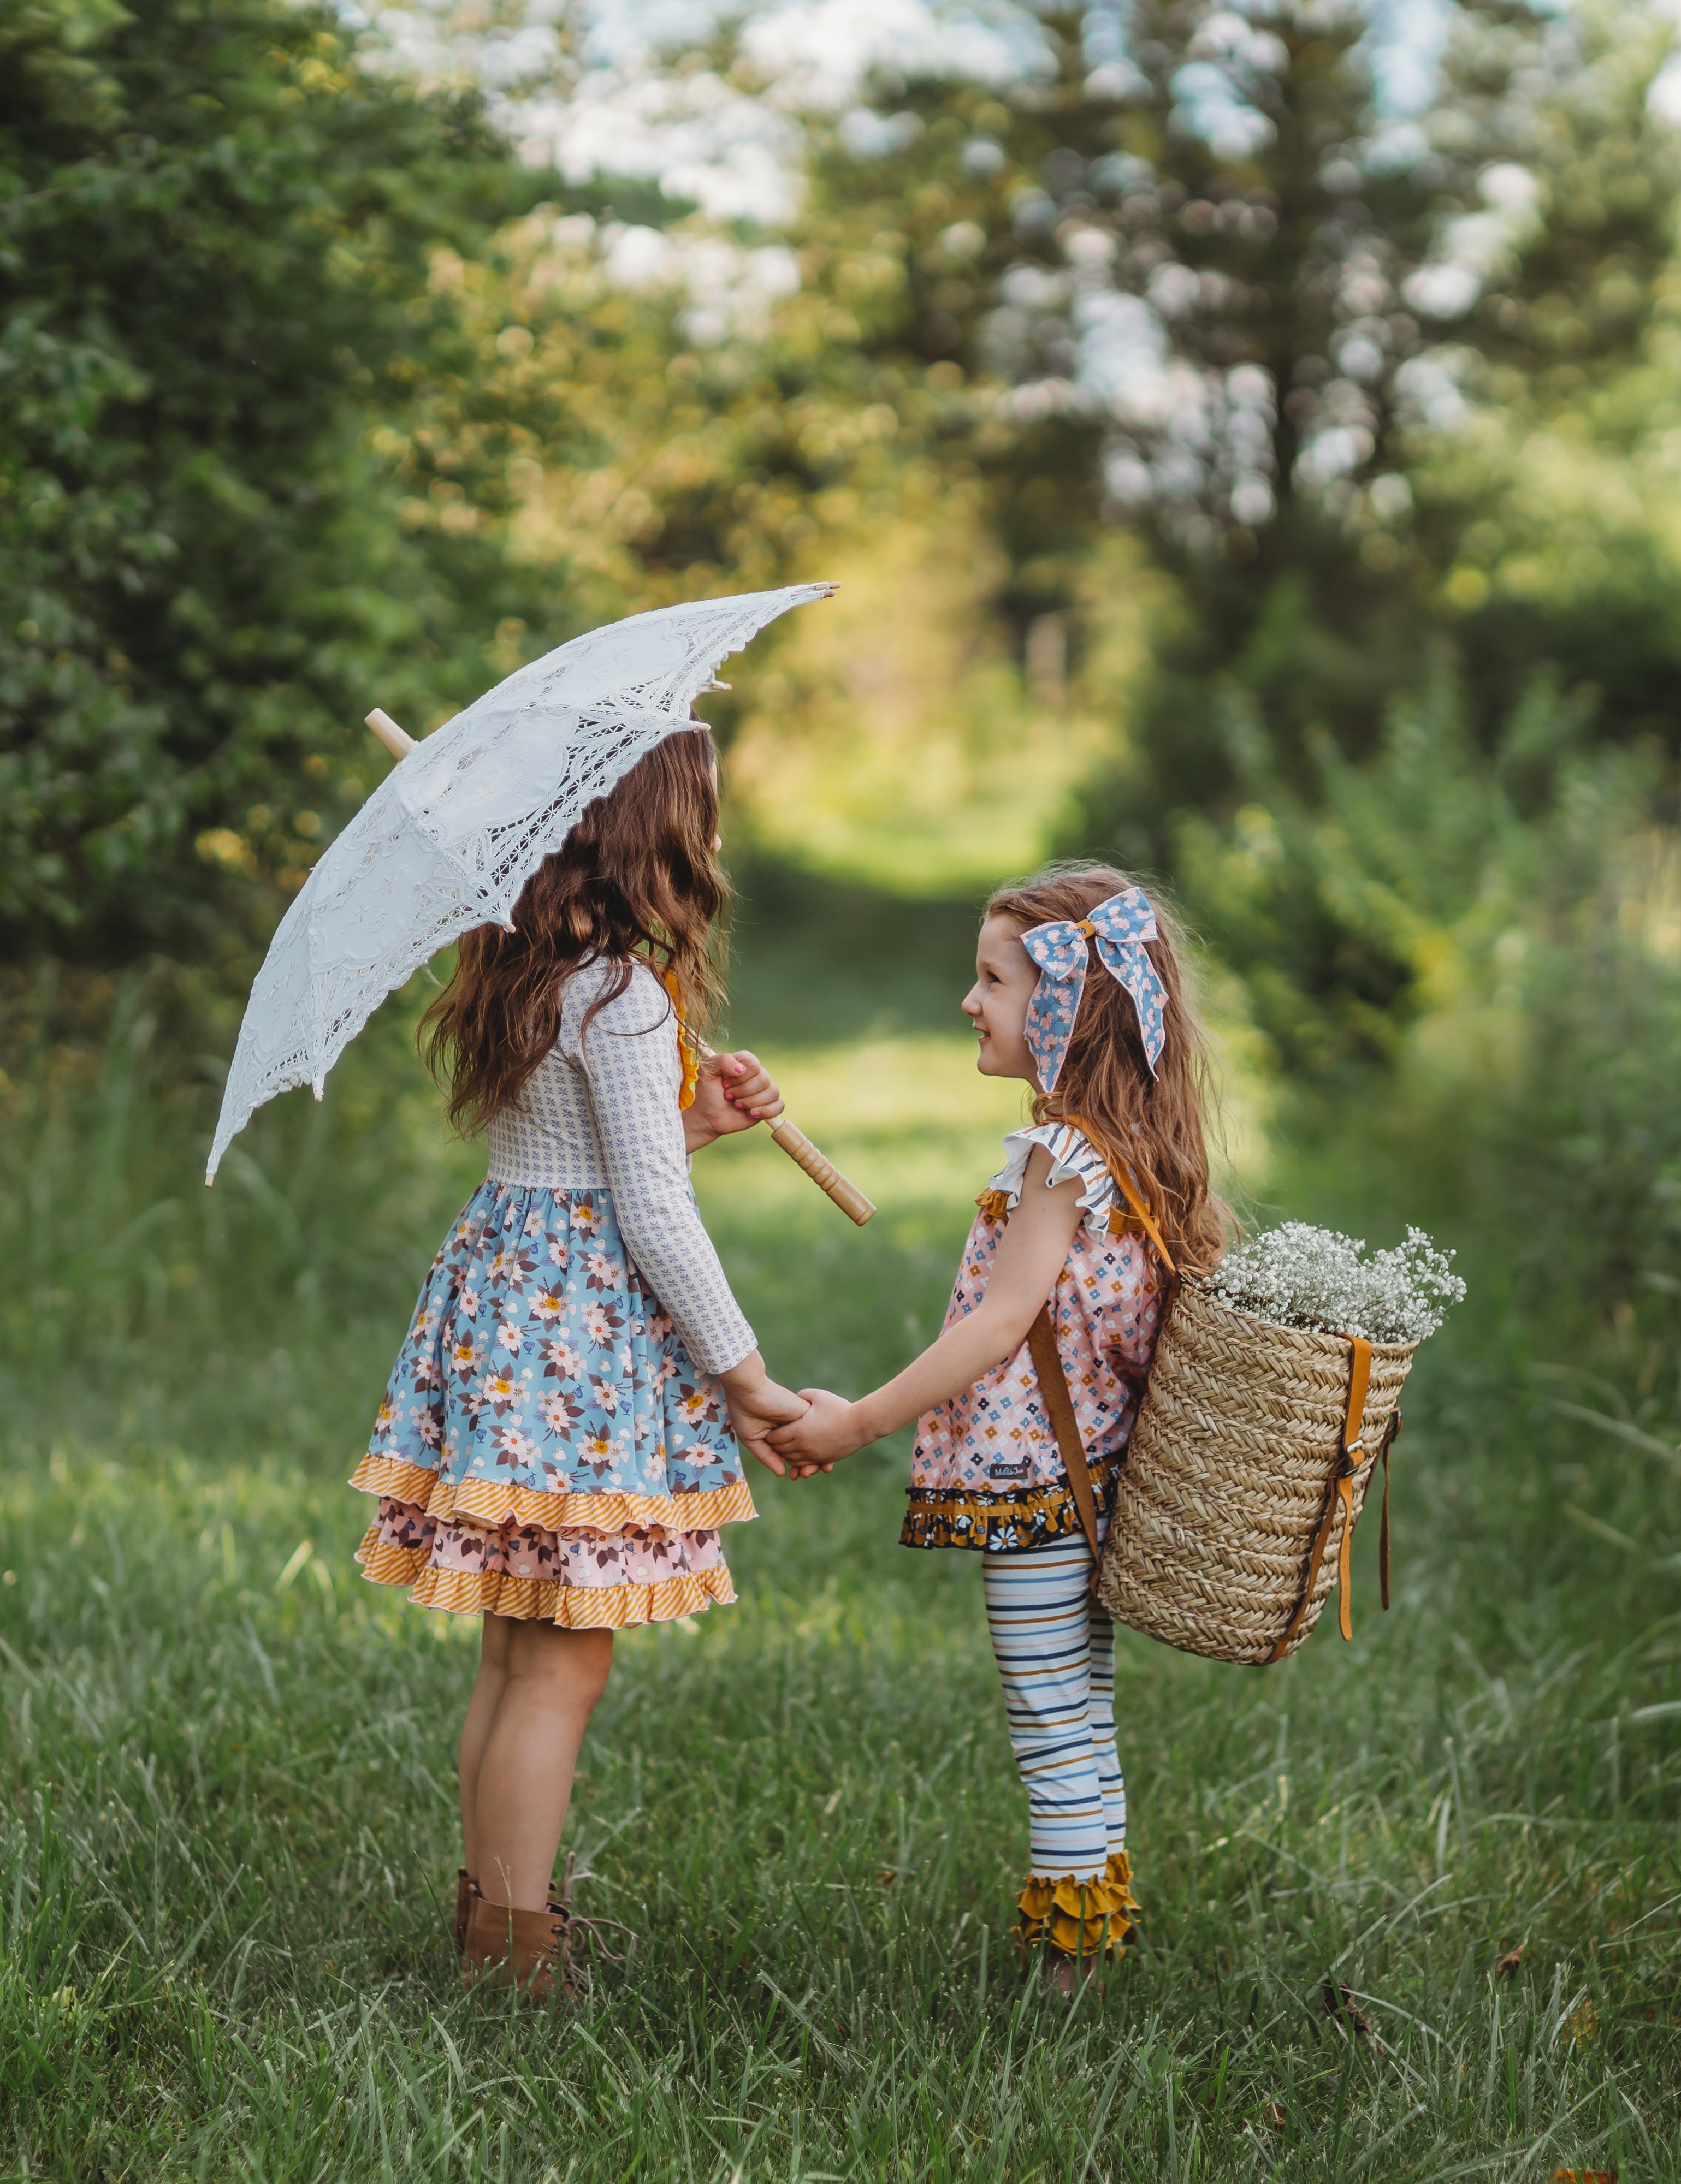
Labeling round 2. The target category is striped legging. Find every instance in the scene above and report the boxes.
[982,1527,1124,1881]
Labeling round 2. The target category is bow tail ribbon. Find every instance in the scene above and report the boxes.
[1093,933,1163,1081]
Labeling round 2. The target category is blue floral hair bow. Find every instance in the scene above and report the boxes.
[1021,887,1167,1093]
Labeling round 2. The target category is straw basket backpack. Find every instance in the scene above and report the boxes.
[1028,1153,1416,1667]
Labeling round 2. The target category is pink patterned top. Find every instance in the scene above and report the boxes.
[901,1121,1164,1554]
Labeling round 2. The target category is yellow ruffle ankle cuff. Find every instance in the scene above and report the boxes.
[1013,1851,1140,1962]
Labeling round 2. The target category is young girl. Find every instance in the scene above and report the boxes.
[350,726,806,1998]
[769,865,1224,1984]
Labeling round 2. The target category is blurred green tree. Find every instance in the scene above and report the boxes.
[13,0,1681,988]
[0,0,529,967]
[1007,0,1442,831]
[374,82,1070,889]
[1411,0,1681,756]
[1173,663,1681,1358]
[814,1,1681,857]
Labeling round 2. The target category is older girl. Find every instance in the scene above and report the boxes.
[350,728,804,1997]
[771,865,1224,1985]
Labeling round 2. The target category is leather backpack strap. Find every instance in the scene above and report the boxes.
[1378,1407,1401,1610]
[1265,1471,1346,1665]
[1266,1333,1376,1664]
[1333,1336,1372,1641]
[1026,1305,1102,1578]
[1104,1155,1179,1281]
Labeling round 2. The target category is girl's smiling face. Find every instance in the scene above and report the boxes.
[963,915,1041,1085]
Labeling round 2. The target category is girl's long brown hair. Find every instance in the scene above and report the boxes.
[421,727,727,1135]
[988,863,1229,1275]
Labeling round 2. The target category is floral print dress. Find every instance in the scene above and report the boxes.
[902,1122,1164,1553]
[352,960,757,1629]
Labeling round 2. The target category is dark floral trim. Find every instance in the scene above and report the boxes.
[901,1452,1124,1554]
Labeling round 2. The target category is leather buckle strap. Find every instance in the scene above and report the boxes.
[1334,1346,1403,1636]
[1266,1333,1378,1664]
[1334,1336,1372,1641]
[1378,1406,1400,1609]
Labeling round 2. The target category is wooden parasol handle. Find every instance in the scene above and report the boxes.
[764,1114,876,1225]
[364,706,875,1225]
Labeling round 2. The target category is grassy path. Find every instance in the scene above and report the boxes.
[2,1037,1678,2177]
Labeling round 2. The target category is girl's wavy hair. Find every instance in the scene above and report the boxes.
[987,863,1230,1275]
[421,727,727,1135]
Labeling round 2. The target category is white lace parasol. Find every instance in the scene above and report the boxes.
[206,582,836,1182]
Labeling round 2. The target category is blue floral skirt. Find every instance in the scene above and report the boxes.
[351,1179,754,1628]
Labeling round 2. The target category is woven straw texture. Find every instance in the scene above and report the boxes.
[1097,1281,1416,1665]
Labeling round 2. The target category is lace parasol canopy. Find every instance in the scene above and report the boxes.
[206,583,836,1182]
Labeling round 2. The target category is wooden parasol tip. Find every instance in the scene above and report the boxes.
[366,707,415,759]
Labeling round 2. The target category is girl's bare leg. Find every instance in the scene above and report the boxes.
[458,1612,513,1882]
[474,1619,614,1911]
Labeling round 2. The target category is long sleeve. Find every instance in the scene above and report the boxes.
[568,964,756,1376]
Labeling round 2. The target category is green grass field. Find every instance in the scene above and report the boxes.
[3,988,1680,2180]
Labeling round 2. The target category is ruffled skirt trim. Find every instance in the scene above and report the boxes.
[901,1452,1123,1554]
[1013,1851,1140,1962]
[350,1450,756,1535]
[355,1524,737,1628]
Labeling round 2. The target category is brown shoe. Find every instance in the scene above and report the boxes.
[454,1867,578,1967]
[454,1870,476,1961]
[462,1895,575,2002]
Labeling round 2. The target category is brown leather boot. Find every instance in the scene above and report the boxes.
[462,1895,574,2002]
[454,1866,573,1965]
[454,1870,476,1961]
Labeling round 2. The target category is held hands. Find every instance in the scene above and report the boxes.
[684,1049,784,1153]
[765,1389,868,1479]
[720,1354,809,1478]
[719,1360,866,1482]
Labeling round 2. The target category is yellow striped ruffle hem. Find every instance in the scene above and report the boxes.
[355,1526,737,1627]
[348,1451,756,1535]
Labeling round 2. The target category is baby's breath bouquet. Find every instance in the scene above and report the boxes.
[1204,1222,1465,1346]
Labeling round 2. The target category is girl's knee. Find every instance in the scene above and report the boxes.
[505,1620,614,1705]
[570,1628,614,1708]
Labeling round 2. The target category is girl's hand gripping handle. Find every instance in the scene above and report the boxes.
[363,705,877,1226]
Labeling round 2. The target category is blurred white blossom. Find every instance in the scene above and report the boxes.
[601,226,801,342]
[1404,162,1544,321]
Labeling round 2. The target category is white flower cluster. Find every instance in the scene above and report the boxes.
[1205,1222,1465,1346]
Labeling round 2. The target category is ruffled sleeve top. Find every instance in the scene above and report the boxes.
[985,1119,1126,1234]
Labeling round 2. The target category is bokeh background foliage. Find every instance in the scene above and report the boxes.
[5,0,1681,2177]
